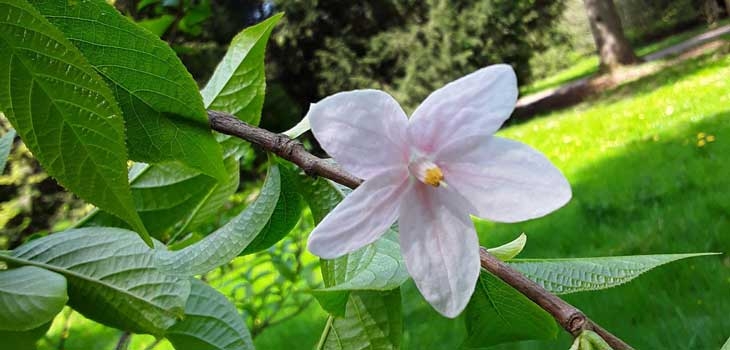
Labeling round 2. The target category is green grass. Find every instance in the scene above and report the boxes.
[521,19,730,96]
[36,44,730,350]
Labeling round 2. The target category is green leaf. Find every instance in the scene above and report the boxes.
[81,6,277,237]
[722,336,730,350]
[0,322,52,350]
[82,162,218,239]
[0,228,191,335]
[463,271,558,348]
[178,156,241,233]
[31,0,226,180]
[82,138,247,239]
[0,266,67,331]
[0,128,14,173]
[201,13,283,125]
[318,290,402,350]
[509,253,716,295]
[241,160,303,255]
[218,133,253,161]
[137,15,175,37]
[166,279,254,350]
[0,0,148,244]
[313,230,409,316]
[296,177,348,223]
[312,291,351,319]
[487,233,527,261]
[156,165,281,276]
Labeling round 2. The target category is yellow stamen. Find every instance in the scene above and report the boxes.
[424,167,444,187]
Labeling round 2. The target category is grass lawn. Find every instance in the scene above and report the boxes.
[521,19,730,96]
[38,43,730,350]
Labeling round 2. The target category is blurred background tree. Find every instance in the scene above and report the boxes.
[582,0,641,71]
[269,0,565,112]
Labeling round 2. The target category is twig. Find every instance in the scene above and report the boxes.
[143,338,162,350]
[115,332,131,350]
[208,110,633,350]
[252,297,315,337]
[208,111,361,189]
[56,308,74,350]
[249,236,316,337]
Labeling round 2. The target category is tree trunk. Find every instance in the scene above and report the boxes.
[726,0,730,17]
[582,0,641,72]
[701,0,722,24]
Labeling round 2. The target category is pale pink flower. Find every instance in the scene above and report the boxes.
[306,64,571,317]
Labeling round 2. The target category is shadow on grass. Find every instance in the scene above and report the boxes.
[404,112,730,349]
[520,64,598,96]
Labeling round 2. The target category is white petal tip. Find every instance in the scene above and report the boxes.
[437,304,467,319]
[306,235,342,260]
[425,286,474,319]
[490,63,515,73]
[307,247,339,260]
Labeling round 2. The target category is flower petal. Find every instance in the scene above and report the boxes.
[441,136,572,223]
[307,169,409,259]
[407,64,518,154]
[308,90,409,179]
[399,183,480,318]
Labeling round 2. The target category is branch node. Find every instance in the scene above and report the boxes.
[281,136,302,157]
[566,312,588,335]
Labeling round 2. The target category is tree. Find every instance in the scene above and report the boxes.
[269,0,566,112]
[583,0,641,71]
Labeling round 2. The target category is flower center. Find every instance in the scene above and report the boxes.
[409,158,445,187]
[423,167,444,187]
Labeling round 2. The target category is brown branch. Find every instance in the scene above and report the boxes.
[208,110,633,350]
[208,111,361,189]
